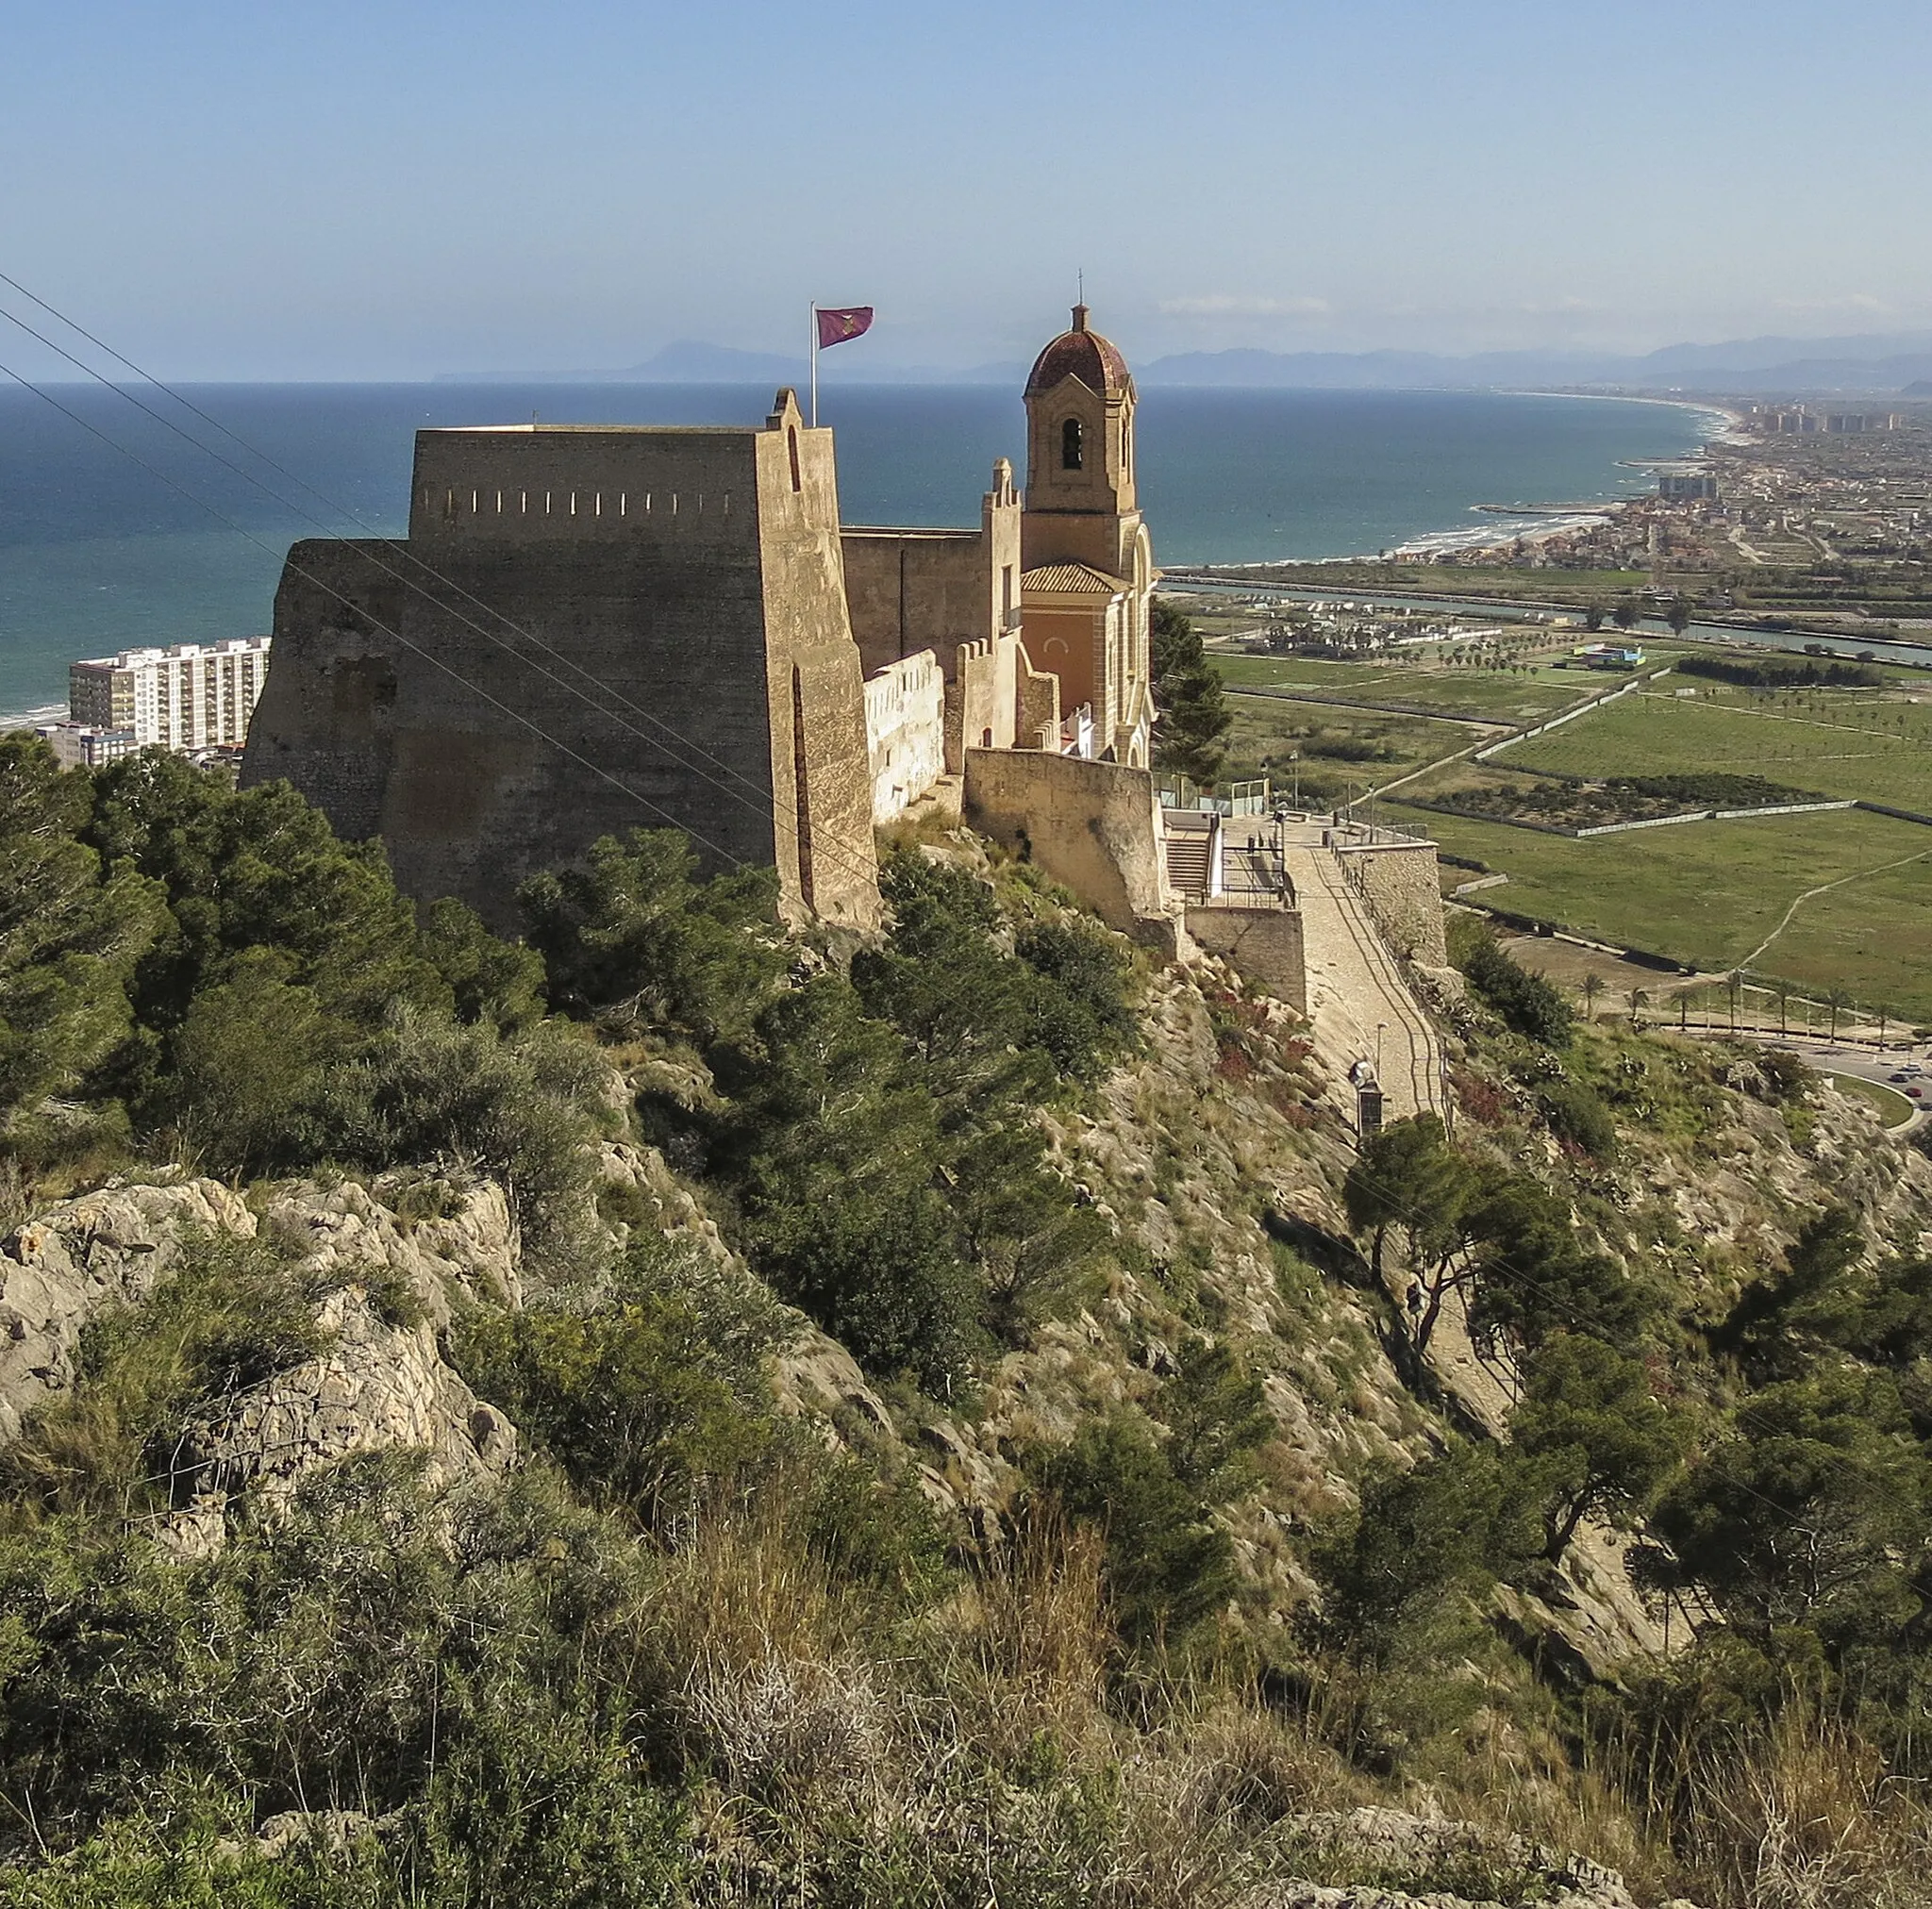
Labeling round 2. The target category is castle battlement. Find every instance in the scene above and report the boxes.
[408,401,839,550]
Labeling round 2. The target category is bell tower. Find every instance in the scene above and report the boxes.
[1023,304,1140,572]
[1019,306,1156,766]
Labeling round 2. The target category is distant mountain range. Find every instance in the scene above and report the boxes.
[1137,333,1932,394]
[441,330,1932,396]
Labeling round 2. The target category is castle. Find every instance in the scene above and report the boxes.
[242,306,1178,941]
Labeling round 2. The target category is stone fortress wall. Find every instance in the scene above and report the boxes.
[1336,840,1448,967]
[961,747,1178,954]
[244,393,879,933]
[241,307,1445,1038]
[841,460,1021,675]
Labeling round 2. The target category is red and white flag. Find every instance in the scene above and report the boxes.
[816,306,873,348]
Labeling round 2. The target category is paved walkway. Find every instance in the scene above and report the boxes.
[1281,838,1442,1123]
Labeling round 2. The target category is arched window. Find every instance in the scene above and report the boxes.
[1060,416,1083,471]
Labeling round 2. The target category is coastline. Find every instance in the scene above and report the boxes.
[0,384,1729,719]
[1371,391,1732,562]
[0,701,66,733]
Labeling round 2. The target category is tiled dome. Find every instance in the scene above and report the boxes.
[1025,305,1132,396]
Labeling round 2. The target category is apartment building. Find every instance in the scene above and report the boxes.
[68,637,272,751]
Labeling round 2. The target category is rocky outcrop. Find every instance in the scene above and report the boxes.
[1241,1807,1704,1909]
[0,1175,257,1444]
[159,1286,517,1556]
[260,1171,520,1327]
[2,1171,523,1552]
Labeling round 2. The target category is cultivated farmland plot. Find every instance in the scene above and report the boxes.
[1503,689,1932,813]
[1402,803,1932,1023]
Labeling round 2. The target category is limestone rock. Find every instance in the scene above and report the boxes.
[260,1172,519,1328]
[3,1171,522,1555]
[1238,1805,1684,1909]
[160,1286,515,1555]
[0,1175,256,1444]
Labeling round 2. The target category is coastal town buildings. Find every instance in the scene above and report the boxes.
[69,637,272,753]
[32,722,140,770]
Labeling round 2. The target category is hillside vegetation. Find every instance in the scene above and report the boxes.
[1,734,1930,1907]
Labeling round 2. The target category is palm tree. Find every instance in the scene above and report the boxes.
[1726,970,1743,1032]
[1774,982,1792,1036]
[1825,988,1852,1041]
[1628,987,1649,1028]
[1582,972,1604,1021]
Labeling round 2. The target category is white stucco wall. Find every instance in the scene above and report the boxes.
[863,650,947,822]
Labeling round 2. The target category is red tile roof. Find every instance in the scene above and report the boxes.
[1025,305,1132,397]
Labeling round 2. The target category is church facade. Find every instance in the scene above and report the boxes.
[241,308,1173,938]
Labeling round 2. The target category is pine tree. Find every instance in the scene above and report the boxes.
[1149,599,1233,787]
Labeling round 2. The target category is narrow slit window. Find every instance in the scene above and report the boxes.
[620,491,627,517]
[787,426,802,491]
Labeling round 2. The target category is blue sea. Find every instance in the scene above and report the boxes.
[0,383,1708,722]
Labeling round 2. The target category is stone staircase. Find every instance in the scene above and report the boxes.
[1163,827,1211,902]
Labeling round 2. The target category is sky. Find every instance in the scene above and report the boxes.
[3,0,1929,379]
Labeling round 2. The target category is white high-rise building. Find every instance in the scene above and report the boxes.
[68,637,272,752]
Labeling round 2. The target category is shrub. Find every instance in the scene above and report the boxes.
[0,1231,325,1519]
[455,1234,786,1526]
[1539,1077,1617,1160]
[1033,1412,1237,1649]
[1456,933,1574,1047]
[519,828,783,1046]
[1014,917,1138,1081]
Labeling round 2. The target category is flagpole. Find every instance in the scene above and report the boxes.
[808,303,818,428]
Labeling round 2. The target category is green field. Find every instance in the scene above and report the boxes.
[1216,653,1593,724]
[1406,802,1932,1021]
[1501,689,1932,812]
[1223,696,1474,802]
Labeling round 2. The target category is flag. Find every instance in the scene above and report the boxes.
[816,306,874,348]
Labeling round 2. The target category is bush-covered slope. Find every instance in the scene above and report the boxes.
[0,734,1929,1907]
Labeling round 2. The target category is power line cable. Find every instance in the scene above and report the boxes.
[0,280,889,894]
[0,355,751,872]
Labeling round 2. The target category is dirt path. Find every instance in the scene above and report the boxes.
[1740,845,1932,970]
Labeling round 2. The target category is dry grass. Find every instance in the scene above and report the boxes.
[635,1491,1932,1908]
[1670,1713,1932,1909]
[926,1505,1112,1758]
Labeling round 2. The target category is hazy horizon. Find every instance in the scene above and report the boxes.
[4,0,1926,383]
